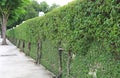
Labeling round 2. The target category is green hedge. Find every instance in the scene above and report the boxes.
[7,0,120,78]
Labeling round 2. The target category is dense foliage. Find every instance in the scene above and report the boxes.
[0,0,30,44]
[7,0,120,78]
[7,1,59,29]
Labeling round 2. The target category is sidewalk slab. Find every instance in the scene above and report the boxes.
[0,39,53,78]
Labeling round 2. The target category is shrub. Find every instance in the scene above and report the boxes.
[7,0,120,77]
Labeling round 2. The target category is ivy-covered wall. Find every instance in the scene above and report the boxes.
[7,0,120,78]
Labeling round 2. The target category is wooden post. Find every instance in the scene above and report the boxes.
[58,47,63,78]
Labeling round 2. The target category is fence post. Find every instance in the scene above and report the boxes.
[58,47,63,78]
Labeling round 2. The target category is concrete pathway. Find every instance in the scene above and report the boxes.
[0,39,53,78]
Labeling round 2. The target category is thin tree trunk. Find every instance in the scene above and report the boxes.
[27,42,31,56]
[0,16,3,38]
[36,40,42,64]
[58,47,63,78]
[0,21,3,38]
[1,28,3,38]
[67,50,72,76]
[2,14,7,45]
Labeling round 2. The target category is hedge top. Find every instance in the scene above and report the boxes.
[7,0,120,52]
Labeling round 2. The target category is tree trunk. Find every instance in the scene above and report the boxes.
[1,30,3,38]
[67,50,72,76]
[1,14,8,45]
[0,20,3,38]
[36,40,42,64]
[58,47,63,78]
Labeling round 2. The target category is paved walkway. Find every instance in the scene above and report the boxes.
[0,39,53,78]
